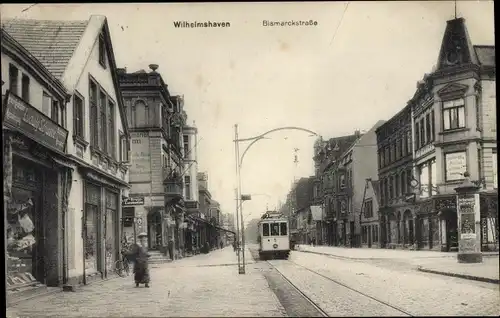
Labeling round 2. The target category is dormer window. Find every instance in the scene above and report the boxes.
[99,34,106,68]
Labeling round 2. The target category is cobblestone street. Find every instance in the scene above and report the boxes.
[7,248,285,318]
[280,250,499,316]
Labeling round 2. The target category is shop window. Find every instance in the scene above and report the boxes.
[21,74,30,103]
[9,64,19,96]
[6,188,37,286]
[122,207,135,227]
[262,223,270,236]
[442,98,466,130]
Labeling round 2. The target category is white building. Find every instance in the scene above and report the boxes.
[3,16,130,287]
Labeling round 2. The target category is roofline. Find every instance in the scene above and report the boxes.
[101,18,130,137]
[473,45,495,49]
[1,29,70,101]
[375,103,411,133]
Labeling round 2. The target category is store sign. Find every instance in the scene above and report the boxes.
[122,197,144,206]
[445,152,467,181]
[2,91,68,154]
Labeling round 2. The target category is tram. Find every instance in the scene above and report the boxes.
[258,211,290,260]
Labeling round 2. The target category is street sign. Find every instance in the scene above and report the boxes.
[123,197,145,206]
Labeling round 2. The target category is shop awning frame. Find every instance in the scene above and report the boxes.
[186,215,236,235]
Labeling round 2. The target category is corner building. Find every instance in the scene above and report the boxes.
[118,65,188,258]
[3,16,131,287]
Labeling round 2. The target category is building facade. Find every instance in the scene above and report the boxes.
[411,17,497,252]
[2,28,71,292]
[376,105,415,249]
[312,133,360,246]
[377,17,497,252]
[117,65,187,258]
[3,16,131,287]
[360,178,382,248]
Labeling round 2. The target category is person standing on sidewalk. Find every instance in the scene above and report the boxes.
[128,232,151,288]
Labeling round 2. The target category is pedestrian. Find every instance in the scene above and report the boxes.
[128,232,151,288]
[220,241,223,249]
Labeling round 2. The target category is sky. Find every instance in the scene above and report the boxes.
[1,1,494,225]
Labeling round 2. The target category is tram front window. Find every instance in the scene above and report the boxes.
[271,223,279,236]
[263,223,270,236]
[280,222,287,235]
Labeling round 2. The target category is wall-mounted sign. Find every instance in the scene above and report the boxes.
[2,91,68,154]
[129,132,151,182]
[122,197,145,206]
[445,152,467,181]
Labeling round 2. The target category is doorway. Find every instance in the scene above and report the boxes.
[148,210,162,250]
[446,215,458,251]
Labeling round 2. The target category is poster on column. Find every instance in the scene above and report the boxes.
[458,194,476,240]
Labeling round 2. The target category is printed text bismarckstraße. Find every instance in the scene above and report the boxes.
[263,20,318,27]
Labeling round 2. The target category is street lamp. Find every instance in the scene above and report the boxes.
[233,124,319,275]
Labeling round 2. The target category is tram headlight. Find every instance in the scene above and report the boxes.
[273,244,278,249]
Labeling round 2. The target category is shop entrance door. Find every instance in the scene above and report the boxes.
[7,186,45,286]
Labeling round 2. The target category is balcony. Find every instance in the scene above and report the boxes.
[165,181,183,198]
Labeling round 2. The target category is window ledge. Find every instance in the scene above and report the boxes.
[73,135,89,149]
[439,127,470,135]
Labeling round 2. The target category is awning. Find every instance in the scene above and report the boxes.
[186,215,236,235]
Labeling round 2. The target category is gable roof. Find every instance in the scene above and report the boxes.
[2,16,130,137]
[1,28,69,99]
[1,18,89,79]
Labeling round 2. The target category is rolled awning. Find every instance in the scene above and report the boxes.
[186,215,236,235]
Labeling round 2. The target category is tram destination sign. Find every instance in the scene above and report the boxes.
[122,197,145,206]
[2,91,68,154]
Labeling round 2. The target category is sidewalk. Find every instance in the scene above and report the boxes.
[7,247,284,317]
[296,244,499,283]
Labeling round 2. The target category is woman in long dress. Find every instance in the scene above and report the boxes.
[129,232,151,288]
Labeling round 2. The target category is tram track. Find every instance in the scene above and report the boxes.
[265,257,414,317]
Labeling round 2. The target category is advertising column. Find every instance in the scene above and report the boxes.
[455,172,482,263]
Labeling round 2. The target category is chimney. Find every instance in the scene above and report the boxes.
[117,67,127,75]
[354,129,361,138]
[149,64,159,72]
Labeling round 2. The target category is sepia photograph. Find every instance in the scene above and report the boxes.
[1,1,498,317]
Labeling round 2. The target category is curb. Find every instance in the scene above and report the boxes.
[417,267,499,284]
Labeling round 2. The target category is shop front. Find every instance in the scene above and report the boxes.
[3,92,71,291]
[480,193,499,251]
[80,168,125,284]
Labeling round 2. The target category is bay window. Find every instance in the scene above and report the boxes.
[443,98,465,130]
